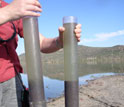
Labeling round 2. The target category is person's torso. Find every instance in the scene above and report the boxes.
[0,1,24,82]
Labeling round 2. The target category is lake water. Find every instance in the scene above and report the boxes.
[19,46,124,101]
[21,72,116,100]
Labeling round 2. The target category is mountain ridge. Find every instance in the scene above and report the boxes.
[19,45,124,80]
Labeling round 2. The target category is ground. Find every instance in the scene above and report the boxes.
[47,75,124,107]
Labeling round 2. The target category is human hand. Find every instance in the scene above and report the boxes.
[3,0,42,21]
[57,24,82,48]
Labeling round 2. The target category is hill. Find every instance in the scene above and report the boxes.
[19,45,124,80]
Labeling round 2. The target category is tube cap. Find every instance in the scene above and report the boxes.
[63,16,77,24]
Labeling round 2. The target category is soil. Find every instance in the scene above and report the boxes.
[47,75,124,107]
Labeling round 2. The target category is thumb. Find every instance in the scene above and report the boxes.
[57,27,65,47]
[58,27,65,37]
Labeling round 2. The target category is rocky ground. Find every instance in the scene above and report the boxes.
[47,75,124,107]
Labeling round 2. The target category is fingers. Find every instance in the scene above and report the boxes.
[21,0,42,17]
[76,24,82,29]
[74,29,82,34]
[28,0,41,8]
[74,24,82,34]
[74,24,82,42]
[26,0,42,14]
[26,5,42,12]
[76,34,81,42]
[58,24,82,43]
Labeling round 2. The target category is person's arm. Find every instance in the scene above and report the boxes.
[0,8,10,25]
[39,35,61,53]
[40,24,82,53]
[0,0,42,25]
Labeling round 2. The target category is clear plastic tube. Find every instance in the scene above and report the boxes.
[63,16,79,107]
[23,17,46,107]
[63,16,78,81]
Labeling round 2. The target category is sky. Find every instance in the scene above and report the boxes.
[6,0,124,55]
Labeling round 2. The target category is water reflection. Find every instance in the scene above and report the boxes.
[21,73,115,100]
[41,45,124,80]
[19,45,124,100]
[21,74,64,100]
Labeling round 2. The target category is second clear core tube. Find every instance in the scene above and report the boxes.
[63,16,79,107]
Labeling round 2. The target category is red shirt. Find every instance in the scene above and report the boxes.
[0,1,24,82]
